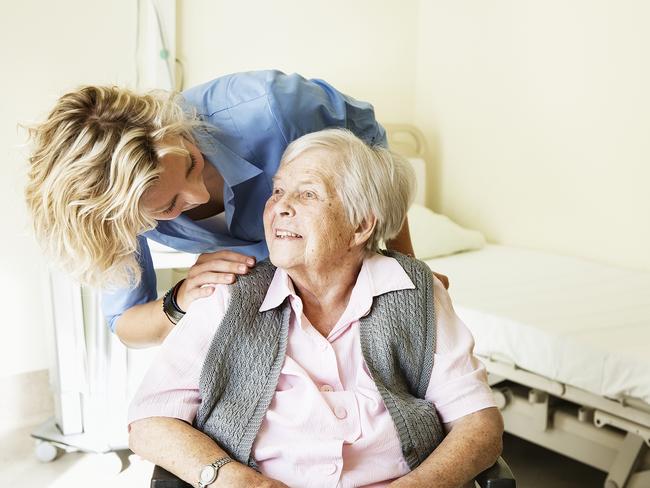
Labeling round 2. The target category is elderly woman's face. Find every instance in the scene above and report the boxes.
[263,149,357,272]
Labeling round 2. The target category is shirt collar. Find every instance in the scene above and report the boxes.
[362,252,416,297]
[259,266,297,312]
[191,123,263,188]
[258,254,415,313]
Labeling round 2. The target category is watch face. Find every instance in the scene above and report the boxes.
[200,465,217,484]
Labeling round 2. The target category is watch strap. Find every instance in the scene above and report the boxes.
[198,456,233,487]
[162,279,186,325]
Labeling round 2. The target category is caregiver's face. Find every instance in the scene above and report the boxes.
[141,138,209,220]
[264,149,356,272]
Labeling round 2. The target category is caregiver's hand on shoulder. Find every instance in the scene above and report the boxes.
[175,250,256,311]
[433,271,450,290]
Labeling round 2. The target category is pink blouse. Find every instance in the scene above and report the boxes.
[128,254,495,487]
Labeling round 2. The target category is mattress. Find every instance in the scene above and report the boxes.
[425,245,650,404]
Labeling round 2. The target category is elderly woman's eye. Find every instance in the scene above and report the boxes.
[272,187,283,196]
[303,191,316,199]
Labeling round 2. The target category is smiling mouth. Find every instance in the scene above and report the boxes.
[275,229,303,239]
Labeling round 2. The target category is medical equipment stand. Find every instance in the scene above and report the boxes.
[31,246,197,463]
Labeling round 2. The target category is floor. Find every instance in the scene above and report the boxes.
[0,419,607,488]
[501,433,606,487]
[0,421,151,488]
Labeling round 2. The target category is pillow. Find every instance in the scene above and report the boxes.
[407,203,486,259]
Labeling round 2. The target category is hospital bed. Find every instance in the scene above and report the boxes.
[31,249,192,463]
[424,245,650,488]
[386,124,650,488]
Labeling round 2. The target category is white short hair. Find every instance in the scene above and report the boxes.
[280,128,415,253]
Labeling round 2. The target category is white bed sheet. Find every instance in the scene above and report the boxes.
[425,245,650,404]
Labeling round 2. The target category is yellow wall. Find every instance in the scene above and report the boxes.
[5,1,650,379]
[180,0,650,270]
[0,0,136,377]
[177,0,419,123]
[415,1,650,270]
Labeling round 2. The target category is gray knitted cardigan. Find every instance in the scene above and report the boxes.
[195,251,445,470]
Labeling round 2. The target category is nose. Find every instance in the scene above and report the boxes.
[273,192,296,217]
[184,179,209,206]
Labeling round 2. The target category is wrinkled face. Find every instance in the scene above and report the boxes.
[263,149,357,273]
[141,138,209,220]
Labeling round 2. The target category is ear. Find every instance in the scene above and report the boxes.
[351,215,377,249]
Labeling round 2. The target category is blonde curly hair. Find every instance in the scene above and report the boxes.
[25,86,200,288]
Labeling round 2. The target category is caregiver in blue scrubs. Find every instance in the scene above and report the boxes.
[26,70,435,347]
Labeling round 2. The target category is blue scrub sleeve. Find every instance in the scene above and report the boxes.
[266,72,388,148]
[101,235,158,333]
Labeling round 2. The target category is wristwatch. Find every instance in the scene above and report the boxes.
[197,456,233,487]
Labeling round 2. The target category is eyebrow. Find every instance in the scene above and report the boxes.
[151,154,193,213]
[271,175,325,186]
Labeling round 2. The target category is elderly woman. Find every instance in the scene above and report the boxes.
[25,70,448,348]
[128,129,502,488]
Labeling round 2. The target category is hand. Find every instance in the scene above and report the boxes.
[175,250,255,311]
[433,271,450,290]
[217,461,289,488]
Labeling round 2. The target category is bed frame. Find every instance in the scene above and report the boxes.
[486,358,650,488]
[386,123,650,488]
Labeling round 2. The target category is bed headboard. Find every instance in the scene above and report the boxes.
[383,123,427,206]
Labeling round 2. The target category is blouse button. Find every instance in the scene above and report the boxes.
[334,406,348,419]
[320,384,334,392]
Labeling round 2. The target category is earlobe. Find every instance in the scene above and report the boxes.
[353,216,377,247]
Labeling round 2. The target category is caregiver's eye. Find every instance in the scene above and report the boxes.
[188,153,197,172]
[163,196,178,214]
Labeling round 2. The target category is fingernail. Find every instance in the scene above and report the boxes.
[239,265,246,272]
[247,258,255,266]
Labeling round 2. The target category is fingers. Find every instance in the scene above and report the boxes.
[189,271,238,287]
[193,284,217,300]
[176,282,215,311]
[195,250,256,266]
[432,271,450,290]
[188,259,252,279]
[174,251,257,311]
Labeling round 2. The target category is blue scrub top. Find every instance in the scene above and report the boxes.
[102,70,387,332]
